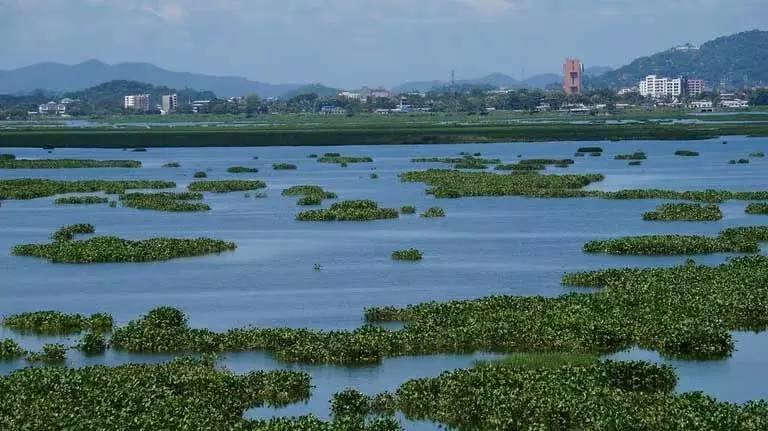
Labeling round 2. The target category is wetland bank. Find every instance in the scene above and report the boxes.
[1,137,768,429]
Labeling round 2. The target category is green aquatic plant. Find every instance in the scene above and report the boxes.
[370,172,380,179]
[400,205,416,214]
[412,156,501,165]
[0,159,141,169]
[577,146,603,153]
[475,352,599,370]
[391,249,423,261]
[54,196,109,205]
[282,185,337,205]
[2,311,113,335]
[628,161,642,166]
[590,152,602,157]
[0,358,312,429]
[738,159,750,164]
[297,195,322,206]
[162,162,181,168]
[494,163,544,171]
[273,163,298,170]
[14,226,236,264]
[52,223,95,242]
[193,171,208,178]
[121,192,210,212]
[0,154,15,160]
[582,229,763,255]
[746,203,768,214]
[297,200,399,222]
[614,152,647,160]
[749,152,765,158]
[131,148,147,152]
[574,152,585,157]
[643,203,723,221]
[0,339,24,360]
[674,150,700,156]
[0,179,175,201]
[318,155,373,164]
[324,152,341,157]
[308,154,319,158]
[77,332,107,355]
[25,344,67,363]
[422,207,446,218]
[188,180,266,193]
[227,166,259,173]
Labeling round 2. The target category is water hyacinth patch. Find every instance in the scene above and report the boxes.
[193,171,207,178]
[162,162,181,168]
[2,311,113,335]
[746,203,768,214]
[411,156,501,165]
[614,152,647,160]
[297,200,399,222]
[308,154,318,158]
[0,159,141,169]
[674,150,700,156]
[583,234,755,255]
[120,192,210,212]
[282,185,337,205]
[54,196,109,205]
[749,152,765,158]
[77,332,108,355]
[52,223,95,241]
[577,147,603,153]
[391,249,423,261]
[13,226,237,264]
[0,339,24,360]
[422,207,446,218]
[273,163,298,170]
[0,358,312,430]
[25,343,67,363]
[297,195,323,206]
[0,153,15,160]
[628,161,642,166]
[400,205,416,214]
[0,179,175,201]
[318,155,373,164]
[643,203,723,221]
[188,180,266,193]
[227,166,259,173]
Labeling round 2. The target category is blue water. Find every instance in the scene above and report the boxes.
[1,137,767,428]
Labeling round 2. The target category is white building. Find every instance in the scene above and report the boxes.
[721,99,749,109]
[38,101,66,115]
[618,87,637,96]
[638,75,682,98]
[191,100,211,113]
[690,100,713,109]
[124,94,151,111]
[161,94,178,114]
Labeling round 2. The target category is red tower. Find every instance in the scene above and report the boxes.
[563,58,583,95]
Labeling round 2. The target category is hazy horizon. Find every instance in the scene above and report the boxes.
[1,0,766,88]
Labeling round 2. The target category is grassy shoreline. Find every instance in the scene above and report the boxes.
[1,122,767,148]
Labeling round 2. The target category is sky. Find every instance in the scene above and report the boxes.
[1,0,767,88]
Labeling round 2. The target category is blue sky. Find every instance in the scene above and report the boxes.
[1,0,766,88]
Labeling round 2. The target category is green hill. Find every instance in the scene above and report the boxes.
[593,30,768,88]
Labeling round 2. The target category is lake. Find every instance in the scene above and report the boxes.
[1,137,767,428]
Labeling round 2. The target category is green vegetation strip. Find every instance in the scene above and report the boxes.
[227,166,258,173]
[675,150,700,156]
[0,159,141,169]
[400,205,416,214]
[374,358,768,430]
[0,179,175,200]
[391,249,423,261]
[120,192,210,212]
[614,151,647,160]
[0,339,23,360]
[193,171,207,178]
[422,207,446,218]
[583,226,768,255]
[2,311,112,335]
[188,180,266,193]
[13,225,236,263]
[747,203,768,214]
[297,200,398,221]
[282,185,337,206]
[273,163,297,170]
[318,154,373,164]
[0,357,311,430]
[52,223,95,241]
[642,203,723,221]
[54,195,108,205]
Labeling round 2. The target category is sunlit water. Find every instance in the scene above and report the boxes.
[1,137,767,428]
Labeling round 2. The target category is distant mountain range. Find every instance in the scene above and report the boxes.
[0,60,303,98]
[592,29,768,88]
[392,72,563,93]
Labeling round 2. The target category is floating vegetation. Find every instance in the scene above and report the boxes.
[496,159,573,171]
[297,200,398,222]
[273,163,297,170]
[370,172,379,179]
[13,226,236,264]
[0,179,175,201]
[577,146,603,153]
[642,203,723,221]
[674,150,700,156]
[422,207,446,218]
[0,154,15,160]
[318,155,373,164]
[193,171,207,178]
[730,159,750,164]
[400,205,416,214]
[411,156,501,165]
[749,152,765,158]
[297,195,322,206]
[454,159,488,169]
[0,339,24,360]
[494,163,544,171]
[162,162,181,168]
[188,180,266,193]
[391,249,423,261]
[381,359,768,430]
[574,152,585,157]
[308,154,318,158]
[52,223,95,241]
[628,161,642,166]
[120,192,210,212]
[614,152,647,160]
[400,169,604,199]
[590,152,602,157]
[475,352,599,370]
[25,344,67,363]
[54,195,109,205]
[2,311,113,335]
[0,357,312,429]
[77,332,107,355]
[227,166,259,173]
[582,225,768,255]
[0,159,141,169]
[131,148,147,152]
[746,203,768,214]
